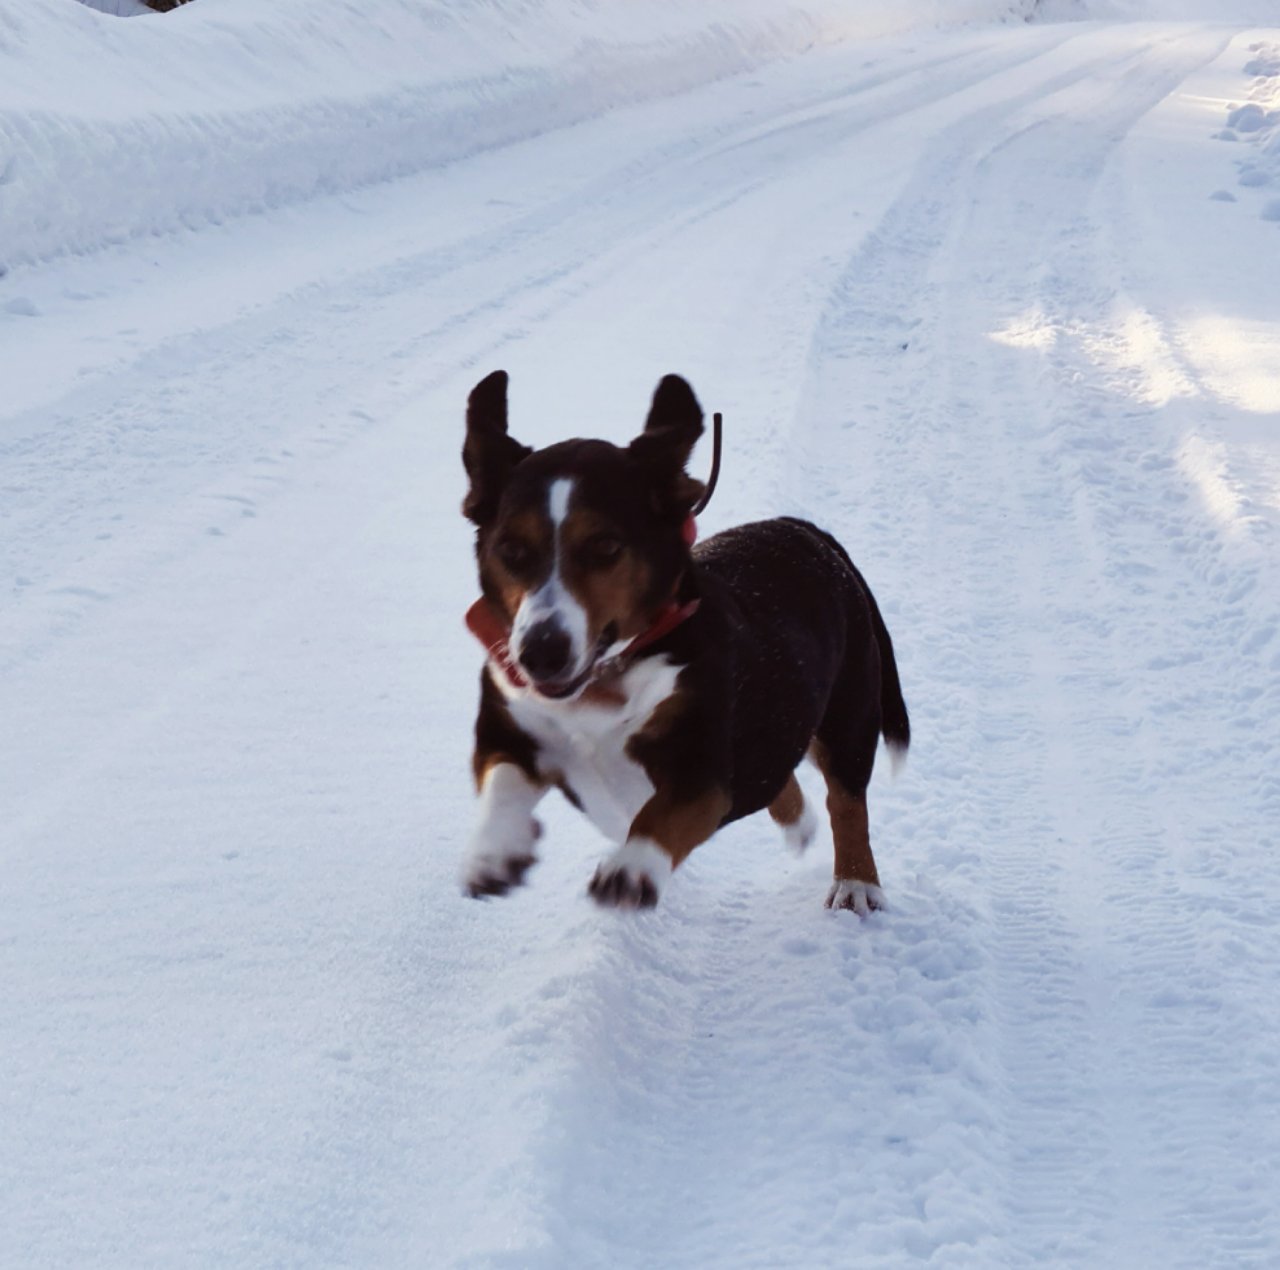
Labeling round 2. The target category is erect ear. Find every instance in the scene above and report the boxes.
[462,370,532,524]
[627,374,706,518]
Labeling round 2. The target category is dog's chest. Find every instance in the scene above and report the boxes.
[503,657,681,844]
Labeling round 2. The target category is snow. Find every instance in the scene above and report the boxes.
[74,0,153,16]
[3,0,1028,274]
[3,1,1280,1267]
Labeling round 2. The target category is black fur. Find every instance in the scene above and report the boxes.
[463,370,909,900]
[642,516,907,824]
[462,370,532,525]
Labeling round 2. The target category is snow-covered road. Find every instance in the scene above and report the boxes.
[3,6,1279,1266]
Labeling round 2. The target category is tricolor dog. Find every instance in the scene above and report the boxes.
[459,371,909,912]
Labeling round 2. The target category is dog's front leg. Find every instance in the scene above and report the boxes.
[461,758,547,898]
[588,785,730,910]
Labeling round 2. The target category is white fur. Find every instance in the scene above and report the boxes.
[460,762,544,889]
[887,738,909,779]
[782,796,820,855]
[511,574,590,675]
[500,654,681,844]
[825,878,886,916]
[547,477,573,527]
[510,477,592,679]
[592,837,674,899]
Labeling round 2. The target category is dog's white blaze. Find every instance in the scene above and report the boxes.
[510,477,592,677]
[547,477,573,528]
[594,837,674,897]
[502,655,681,844]
[460,763,545,885]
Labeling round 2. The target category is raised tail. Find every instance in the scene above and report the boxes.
[866,587,910,761]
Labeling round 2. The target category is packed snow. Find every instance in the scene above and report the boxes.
[3,0,1279,1267]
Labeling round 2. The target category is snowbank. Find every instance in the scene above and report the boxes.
[1033,0,1280,18]
[75,0,154,15]
[1221,36,1280,225]
[74,0,154,16]
[1,0,1026,273]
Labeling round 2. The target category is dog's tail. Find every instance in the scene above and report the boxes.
[867,587,910,767]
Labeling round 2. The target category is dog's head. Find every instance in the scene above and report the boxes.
[463,370,705,698]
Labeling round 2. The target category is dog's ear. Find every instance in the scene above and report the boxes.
[462,370,531,524]
[628,374,706,518]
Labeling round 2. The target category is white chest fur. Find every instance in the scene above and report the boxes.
[500,656,681,844]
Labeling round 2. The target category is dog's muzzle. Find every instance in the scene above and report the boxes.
[518,620,618,699]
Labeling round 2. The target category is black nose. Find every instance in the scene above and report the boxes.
[518,620,572,681]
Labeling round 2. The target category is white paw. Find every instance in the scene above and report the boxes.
[825,878,885,916]
[781,799,820,855]
[462,764,544,899]
[460,817,541,898]
[588,839,673,910]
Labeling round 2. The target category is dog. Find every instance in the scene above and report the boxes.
[458,370,909,912]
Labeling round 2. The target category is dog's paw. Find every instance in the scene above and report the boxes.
[781,798,820,855]
[462,850,538,898]
[460,819,542,899]
[588,839,673,911]
[825,878,885,916]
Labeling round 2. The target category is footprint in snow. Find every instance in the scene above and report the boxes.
[781,938,819,958]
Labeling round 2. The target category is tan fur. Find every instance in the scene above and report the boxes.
[812,741,879,886]
[578,681,627,707]
[768,774,805,828]
[621,686,729,867]
[559,505,659,642]
[473,749,539,791]
[630,786,732,868]
[485,508,550,621]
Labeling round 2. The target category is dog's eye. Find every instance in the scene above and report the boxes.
[496,538,534,573]
[581,534,624,567]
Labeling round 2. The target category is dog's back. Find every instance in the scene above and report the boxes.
[674,516,908,829]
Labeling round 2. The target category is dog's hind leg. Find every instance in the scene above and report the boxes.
[812,710,885,915]
[768,772,819,855]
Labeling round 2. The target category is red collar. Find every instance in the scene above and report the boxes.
[465,596,531,688]
[465,594,700,694]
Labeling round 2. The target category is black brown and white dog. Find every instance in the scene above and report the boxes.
[459,370,909,912]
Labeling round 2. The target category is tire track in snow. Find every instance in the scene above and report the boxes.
[2,28,1090,1270]
[791,22,1280,1267]
[473,27,1229,1270]
[0,30,1051,679]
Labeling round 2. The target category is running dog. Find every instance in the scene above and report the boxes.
[459,371,909,911]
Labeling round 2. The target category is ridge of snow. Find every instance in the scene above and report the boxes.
[2,0,1030,273]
